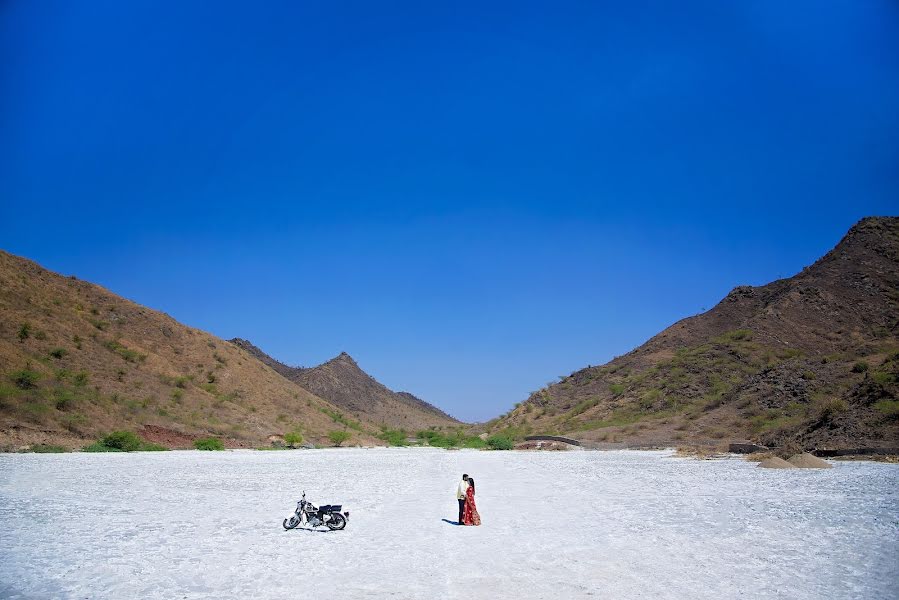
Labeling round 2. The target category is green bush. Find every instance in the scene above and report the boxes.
[415,429,487,449]
[53,389,76,411]
[139,442,169,451]
[722,329,753,342]
[873,399,899,419]
[11,369,40,390]
[17,322,31,342]
[60,412,87,432]
[851,361,869,373]
[27,444,68,453]
[22,400,49,420]
[49,348,68,359]
[194,437,225,451]
[609,384,625,396]
[0,383,15,408]
[379,428,408,446]
[328,430,351,447]
[640,389,660,410]
[818,398,847,420]
[101,431,143,452]
[284,431,304,447]
[73,371,89,386]
[461,436,487,449]
[570,397,600,417]
[103,340,144,363]
[777,348,803,360]
[872,371,894,385]
[486,435,514,450]
[417,429,448,447]
[320,408,363,431]
[83,442,123,452]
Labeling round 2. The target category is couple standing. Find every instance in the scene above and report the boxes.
[455,474,481,526]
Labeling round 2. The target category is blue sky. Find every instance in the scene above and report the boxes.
[2,1,897,421]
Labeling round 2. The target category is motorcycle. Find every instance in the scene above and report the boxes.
[283,491,349,531]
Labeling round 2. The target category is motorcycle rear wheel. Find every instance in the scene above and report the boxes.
[326,513,347,530]
[283,515,301,530]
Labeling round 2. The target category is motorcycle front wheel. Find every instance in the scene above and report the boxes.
[326,513,347,531]
[283,515,301,530]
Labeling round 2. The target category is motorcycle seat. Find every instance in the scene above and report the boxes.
[320,505,342,512]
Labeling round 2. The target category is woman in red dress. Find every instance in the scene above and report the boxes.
[462,477,481,526]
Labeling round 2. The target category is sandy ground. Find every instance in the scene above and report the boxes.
[0,448,897,600]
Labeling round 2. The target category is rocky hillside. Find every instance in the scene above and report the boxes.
[0,251,384,449]
[488,217,899,451]
[229,339,458,430]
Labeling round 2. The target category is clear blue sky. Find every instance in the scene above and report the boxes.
[2,1,897,421]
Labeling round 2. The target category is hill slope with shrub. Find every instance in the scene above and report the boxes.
[0,251,382,449]
[487,217,899,451]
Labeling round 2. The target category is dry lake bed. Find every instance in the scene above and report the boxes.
[1,448,897,599]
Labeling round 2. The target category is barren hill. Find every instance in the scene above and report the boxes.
[228,339,458,430]
[0,251,382,449]
[489,217,899,451]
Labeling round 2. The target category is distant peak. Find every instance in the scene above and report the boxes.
[324,351,358,367]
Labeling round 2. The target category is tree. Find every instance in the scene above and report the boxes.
[328,430,351,447]
[284,431,303,448]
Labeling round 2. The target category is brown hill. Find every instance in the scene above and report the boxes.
[488,217,899,451]
[0,250,383,449]
[229,339,458,430]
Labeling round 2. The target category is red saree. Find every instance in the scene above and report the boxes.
[462,485,481,526]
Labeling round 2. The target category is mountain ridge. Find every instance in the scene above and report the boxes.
[488,216,899,450]
[2,216,896,451]
[228,338,459,429]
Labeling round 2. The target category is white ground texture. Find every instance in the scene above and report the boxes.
[1,448,897,600]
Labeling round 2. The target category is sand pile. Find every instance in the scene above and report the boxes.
[788,453,833,469]
[757,456,797,469]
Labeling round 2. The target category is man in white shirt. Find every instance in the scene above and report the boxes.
[456,474,469,524]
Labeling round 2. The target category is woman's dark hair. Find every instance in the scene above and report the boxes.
[467,477,475,493]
